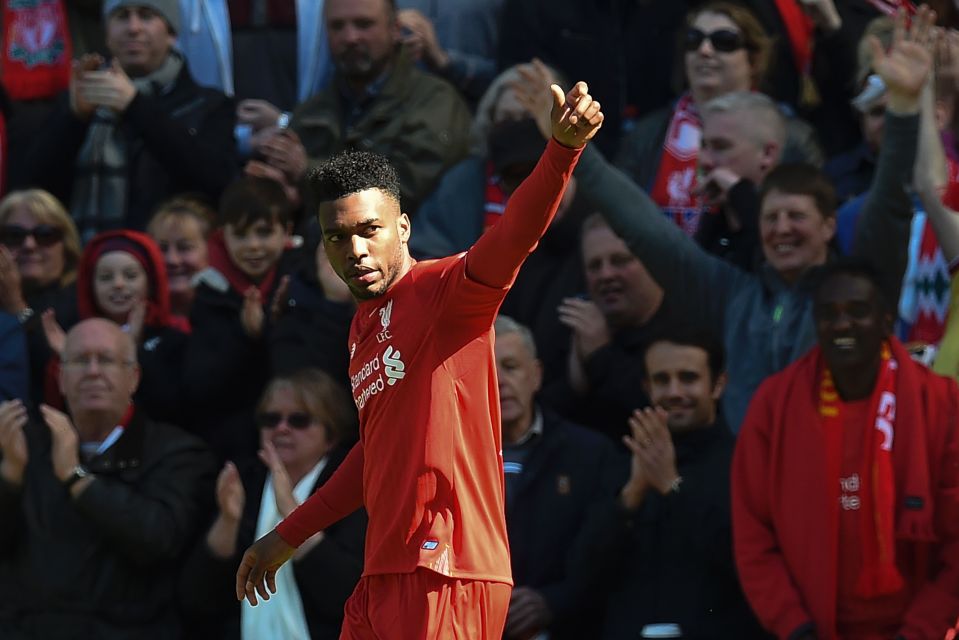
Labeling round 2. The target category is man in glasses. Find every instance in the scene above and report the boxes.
[15,0,237,241]
[0,318,216,638]
[235,81,603,639]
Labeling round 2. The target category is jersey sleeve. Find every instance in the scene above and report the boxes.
[464,138,581,290]
[275,442,365,547]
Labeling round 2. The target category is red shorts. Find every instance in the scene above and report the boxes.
[340,568,511,639]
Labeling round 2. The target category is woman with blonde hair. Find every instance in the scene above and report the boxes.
[147,196,215,319]
[0,189,81,404]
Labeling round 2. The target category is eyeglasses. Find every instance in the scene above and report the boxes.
[0,224,64,248]
[62,353,135,371]
[685,28,747,53]
[255,411,314,430]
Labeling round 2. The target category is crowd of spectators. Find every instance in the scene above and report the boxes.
[2,0,959,638]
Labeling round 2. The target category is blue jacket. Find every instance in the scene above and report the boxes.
[0,313,28,404]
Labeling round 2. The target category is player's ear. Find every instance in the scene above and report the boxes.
[397,212,411,242]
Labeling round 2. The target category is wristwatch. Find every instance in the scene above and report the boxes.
[62,465,91,490]
[16,306,34,324]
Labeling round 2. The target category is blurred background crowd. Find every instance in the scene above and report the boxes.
[2,0,959,638]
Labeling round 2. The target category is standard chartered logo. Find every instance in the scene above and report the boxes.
[351,344,407,409]
[383,345,406,385]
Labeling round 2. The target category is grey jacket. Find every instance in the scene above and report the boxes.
[575,113,918,431]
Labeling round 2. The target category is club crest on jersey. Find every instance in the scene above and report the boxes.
[376,299,394,343]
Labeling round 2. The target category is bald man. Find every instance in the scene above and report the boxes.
[0,318,216,639]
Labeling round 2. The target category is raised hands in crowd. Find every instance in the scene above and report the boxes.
[69,54,138,118]
[619,407,680,510]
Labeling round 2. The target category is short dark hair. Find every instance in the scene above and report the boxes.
[760,163,837,219]
[812,257,892,316]
[641,327,726,384]
[308,150,401,206]
[218,176,293,229]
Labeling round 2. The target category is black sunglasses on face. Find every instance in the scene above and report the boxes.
[0,224,64,248]
[685,28,747,53]
[256,411,313,430]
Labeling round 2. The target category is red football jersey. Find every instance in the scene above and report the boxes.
[276,140,582,583]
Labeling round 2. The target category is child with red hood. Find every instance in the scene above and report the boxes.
[41,230,191,423]
[182,176,297,466]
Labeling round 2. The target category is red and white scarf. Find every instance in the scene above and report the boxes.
[820,342,904,597]
[649,94,709,236]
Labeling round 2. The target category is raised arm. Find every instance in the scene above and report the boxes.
[852,6,934,306]
[915,42,959,266]
[465,82,602,288]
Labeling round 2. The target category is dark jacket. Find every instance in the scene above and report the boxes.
[506,409,627,639]
[291,49,472,215]
[20,282,78,411]
[496,0,689,156]
[180,444,367,640]
[269,269,355,390]
[0,408,217,640]
[573,422,769,639]
[181,275,275,466]
[17,59,237,232]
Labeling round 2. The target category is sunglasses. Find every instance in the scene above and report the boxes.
[255,411,313,430]
[0,224,64,248]
[685,28,747,53]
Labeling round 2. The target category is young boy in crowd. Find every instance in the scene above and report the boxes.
[183,176,297,465]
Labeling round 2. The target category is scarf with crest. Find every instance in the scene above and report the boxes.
[71,51,184,242]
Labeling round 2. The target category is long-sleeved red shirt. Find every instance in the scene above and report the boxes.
[276,139,581,582]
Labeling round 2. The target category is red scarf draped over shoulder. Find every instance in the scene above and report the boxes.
[733,338,959,638]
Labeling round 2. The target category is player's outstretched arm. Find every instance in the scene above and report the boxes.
[235,529,296,606]
[466,82,603,288]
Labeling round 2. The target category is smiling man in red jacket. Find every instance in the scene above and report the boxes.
[732,259,959,640]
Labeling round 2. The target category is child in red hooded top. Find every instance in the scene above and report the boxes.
[42,230,191,423]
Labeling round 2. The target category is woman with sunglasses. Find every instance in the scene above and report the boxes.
[0,189,82,405]
[181,369,366,640]
[615,2,823,263]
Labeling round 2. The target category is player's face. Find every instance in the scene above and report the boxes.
[494,332,542,432]
[643,341,722,434]
[319,189,411,301]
